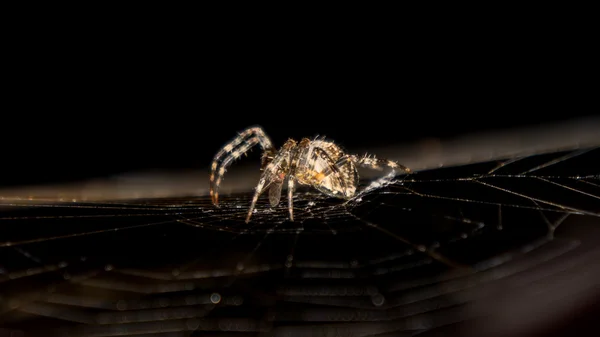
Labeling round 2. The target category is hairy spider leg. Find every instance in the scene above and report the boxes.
[266,144,295,208]
[271,139,297,210]
[346,154,411,199]
[245,165,275,223]
[245,140,295,223]
[287,176,295,221]
[210,126,273,205]
[211,138,258,205]
[284,139,311,222]
[352,154,411,174]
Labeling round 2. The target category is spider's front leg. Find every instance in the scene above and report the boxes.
[245,142,294,223]
[285,138,312,222]
[246,171,271,223]
[210,126,273,206]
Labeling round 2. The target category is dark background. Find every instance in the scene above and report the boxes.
[2,26,595,188]
[1,22,599,337]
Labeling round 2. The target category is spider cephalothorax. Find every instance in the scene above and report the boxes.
[209,126,410,223]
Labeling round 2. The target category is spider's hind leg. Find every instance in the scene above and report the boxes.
[348,154,411,201]
[352,154,411,174]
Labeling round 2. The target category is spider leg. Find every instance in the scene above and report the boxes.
[246,172,271,223]
[210,126,273,205]
[287,177,295,221]
[214,126,273,161]
[284,139,313,222]
[246,152,287,223]
[211,138,258,205]
[351,154,411,174]
[348,154,410,200]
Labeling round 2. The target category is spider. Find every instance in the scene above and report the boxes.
[209,126,410,223]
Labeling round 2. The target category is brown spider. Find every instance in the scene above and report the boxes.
[209,126,410,223]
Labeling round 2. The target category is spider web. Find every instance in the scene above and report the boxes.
[0,143,599,336]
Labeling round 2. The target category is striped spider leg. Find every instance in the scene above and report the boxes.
[209,126,274,205]
[351,154,411,173]
[346,154,411,197]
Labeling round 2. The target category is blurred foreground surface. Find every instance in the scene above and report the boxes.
[0,118,599,337]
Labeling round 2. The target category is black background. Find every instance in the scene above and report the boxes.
[1,21,599,337]
[2,26,595,187]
